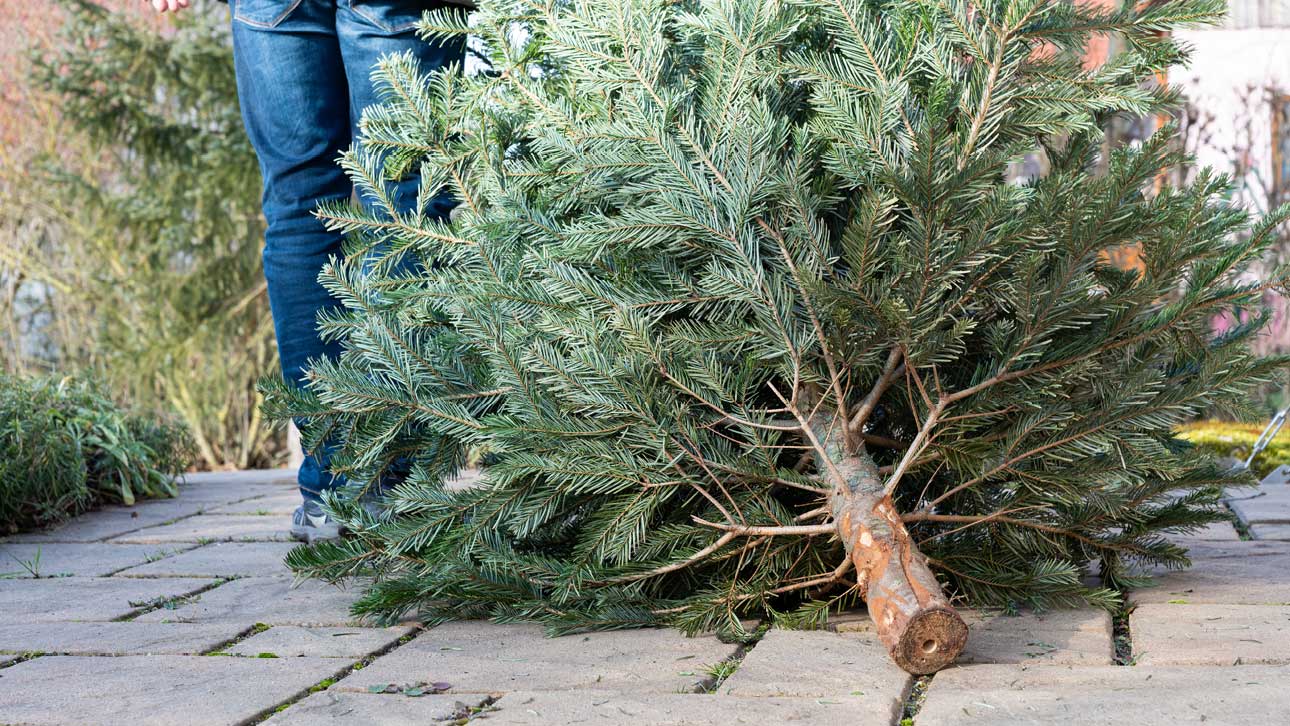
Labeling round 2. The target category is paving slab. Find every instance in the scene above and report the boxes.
[1227,487,1290,524]
[834,608,1112,665]
[206,491,302,516]
[339,621,737,694]
[959,609,1112,665]
[0,542,195,578]
[1171,521,1241,541]
[110,514,292,543]
[1,491,282,545]
[4,506,197,544]
[917,664,1290,725]
[0,621,244,656]
[1131,603,1290,665]
[0,655,343,726]
[0,577,217,622]
[227,626,413,658]
[180,469,297,487]
[1261,465,1290,486]
[1250,523,1290,540]
[719,629,908,721]
[264,691,486,725]
[134,577,360,626]
[485,692,870,725]
[1131,540,1290,604]
[174,484,296,506]
[124,497,228,519]
[115,542,298,578]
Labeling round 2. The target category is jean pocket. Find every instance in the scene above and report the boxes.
[233,0,305,28]
[348,0,427,34]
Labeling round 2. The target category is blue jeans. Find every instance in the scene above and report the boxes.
[230,0,463,503]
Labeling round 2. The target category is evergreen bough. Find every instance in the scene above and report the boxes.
[266,0,1290,673]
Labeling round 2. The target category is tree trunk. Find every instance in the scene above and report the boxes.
[827,442,967,674]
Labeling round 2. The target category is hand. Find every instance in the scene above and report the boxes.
[145,0,191,12]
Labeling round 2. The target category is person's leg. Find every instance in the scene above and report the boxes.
[331,2,467,494]
[337,1,466,220]
[229,0,352,517]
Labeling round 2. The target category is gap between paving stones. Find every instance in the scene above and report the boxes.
[693,622,767,694]
[1112,601,1134,665]
[896,674,932,726]
[0,650,43,670]
[113,578,236,622]
[97,544,203,577]
[245,627,428,725]
[201,622,273,656]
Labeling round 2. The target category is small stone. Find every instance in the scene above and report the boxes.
[116,542,298,578]
[0,543,195,578]
[1131,603,1290,665]
[264,691,487,725]
[0,621,243,656]
[110,515,292,544]
[227,626,413,658]
[719,628,909,721]
[0,655,342,726]
[338,621,737,694]
[917,664,1290,724]
[0,577,216,623]
[484,692,865,725]
[133,577,360,626]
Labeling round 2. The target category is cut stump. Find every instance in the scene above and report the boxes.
[830,449,967,674]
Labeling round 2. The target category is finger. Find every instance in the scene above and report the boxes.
[166,0,180,10]
[151,0,166,11]
[177,0,190,6]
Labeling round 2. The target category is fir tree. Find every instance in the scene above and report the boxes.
[265,0,1290,673]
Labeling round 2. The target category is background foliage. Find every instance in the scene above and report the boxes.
[0,0,284,471]
[1178,420,1290,477]
[0,373,192,534]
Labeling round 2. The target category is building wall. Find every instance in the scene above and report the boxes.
[1173,27,1290,208]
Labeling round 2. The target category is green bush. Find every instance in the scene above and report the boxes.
[1,0,283,470]
[0,374,193,534]
[1178,420,1290,479]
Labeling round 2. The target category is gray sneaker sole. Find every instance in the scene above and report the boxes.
[289,520,342,544]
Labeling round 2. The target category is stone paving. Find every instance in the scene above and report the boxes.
[1,469,1288,725]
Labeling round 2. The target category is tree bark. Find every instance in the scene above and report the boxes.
[826,439,967,674]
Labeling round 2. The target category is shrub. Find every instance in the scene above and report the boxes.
[0,374,193,534]
[0,0,283,470]
[1178,420,1290,479]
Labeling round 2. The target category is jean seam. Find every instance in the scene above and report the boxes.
[348,1,421,33]
[234,0,306,29]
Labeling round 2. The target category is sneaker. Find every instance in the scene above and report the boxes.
[290,500,341,544]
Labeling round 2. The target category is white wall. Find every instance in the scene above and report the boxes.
[1173,28,1290,208]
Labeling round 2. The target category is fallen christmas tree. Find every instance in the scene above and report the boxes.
[266,0,1290,674]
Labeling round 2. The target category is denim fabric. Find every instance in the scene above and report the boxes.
[230,0,464,502]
